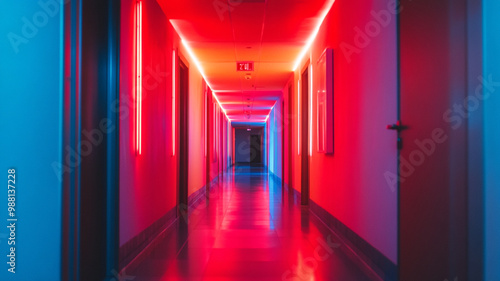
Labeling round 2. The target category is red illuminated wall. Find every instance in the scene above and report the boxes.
[207,95,228,181]
[286,0,398,263]
[119,0,175,246]
[119,0,227,246]
[185,50,209,197]
[283,84,293,187]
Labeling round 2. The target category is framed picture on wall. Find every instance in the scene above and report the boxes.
[316,48,334,154]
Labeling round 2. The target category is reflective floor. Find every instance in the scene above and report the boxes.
[128,164,374,280]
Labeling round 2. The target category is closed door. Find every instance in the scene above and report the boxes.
[300,67,309,205]
[178,59,189,215]
[398,0,468,279]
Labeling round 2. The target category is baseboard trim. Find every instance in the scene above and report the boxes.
[118,207,177,269]
[269,171,281,183]
[280,180,396,281]
[309,200,397,281]
[118,174,221,274]
[270,172,301,203]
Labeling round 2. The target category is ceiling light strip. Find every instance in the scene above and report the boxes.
[292,0,336,71]
[180,40,230,120]
[264,101,276,123]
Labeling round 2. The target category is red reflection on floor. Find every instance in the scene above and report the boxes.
[128,164,374,281]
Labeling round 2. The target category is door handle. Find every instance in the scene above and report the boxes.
[386,120,406,132]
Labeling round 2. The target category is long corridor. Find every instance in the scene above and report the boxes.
[128,165,374,281]
[4,0,500,280]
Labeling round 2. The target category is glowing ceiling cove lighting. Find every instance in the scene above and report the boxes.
[179,39,230,120]
[264,102,276,123]
[136,0,143,155]
[210,91,228,115]
[181,40,208,83]
[292,0,336,71]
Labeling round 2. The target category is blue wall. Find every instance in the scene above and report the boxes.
[268,101,283,179]
[484,0,500,279]
[0,2,63,280]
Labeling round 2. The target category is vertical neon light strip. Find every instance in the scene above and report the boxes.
[298,80,301,155]
[136,0,143,155]
[204,88,207,157]
[227,120,231,165]
[309,65,313,156]
[217,107,219,157]
[172,50,176,156]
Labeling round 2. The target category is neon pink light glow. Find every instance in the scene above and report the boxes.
[136,0,142,155]
[264,103,275,123]
[170,21,232,121]
[204,88,207,157]
[309,64,313,156]
[293,0,336,71]
[211,91,228,116]
[298,80,301,155]
[227,120,231,159]
[172,50,176,156]
[178,38,229,119]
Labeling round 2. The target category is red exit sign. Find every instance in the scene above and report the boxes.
[237,62,254,71]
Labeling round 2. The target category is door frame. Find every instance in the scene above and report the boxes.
[300,65,310,205]
[177,56,189,217]
[61,0,120,280]
[205,84,211,190]
[282,99,285,188]
[250,134,263,164]
[288,83,293,189]
[220,111,224,172]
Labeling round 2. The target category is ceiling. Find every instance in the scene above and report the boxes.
[157,0,334,122]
